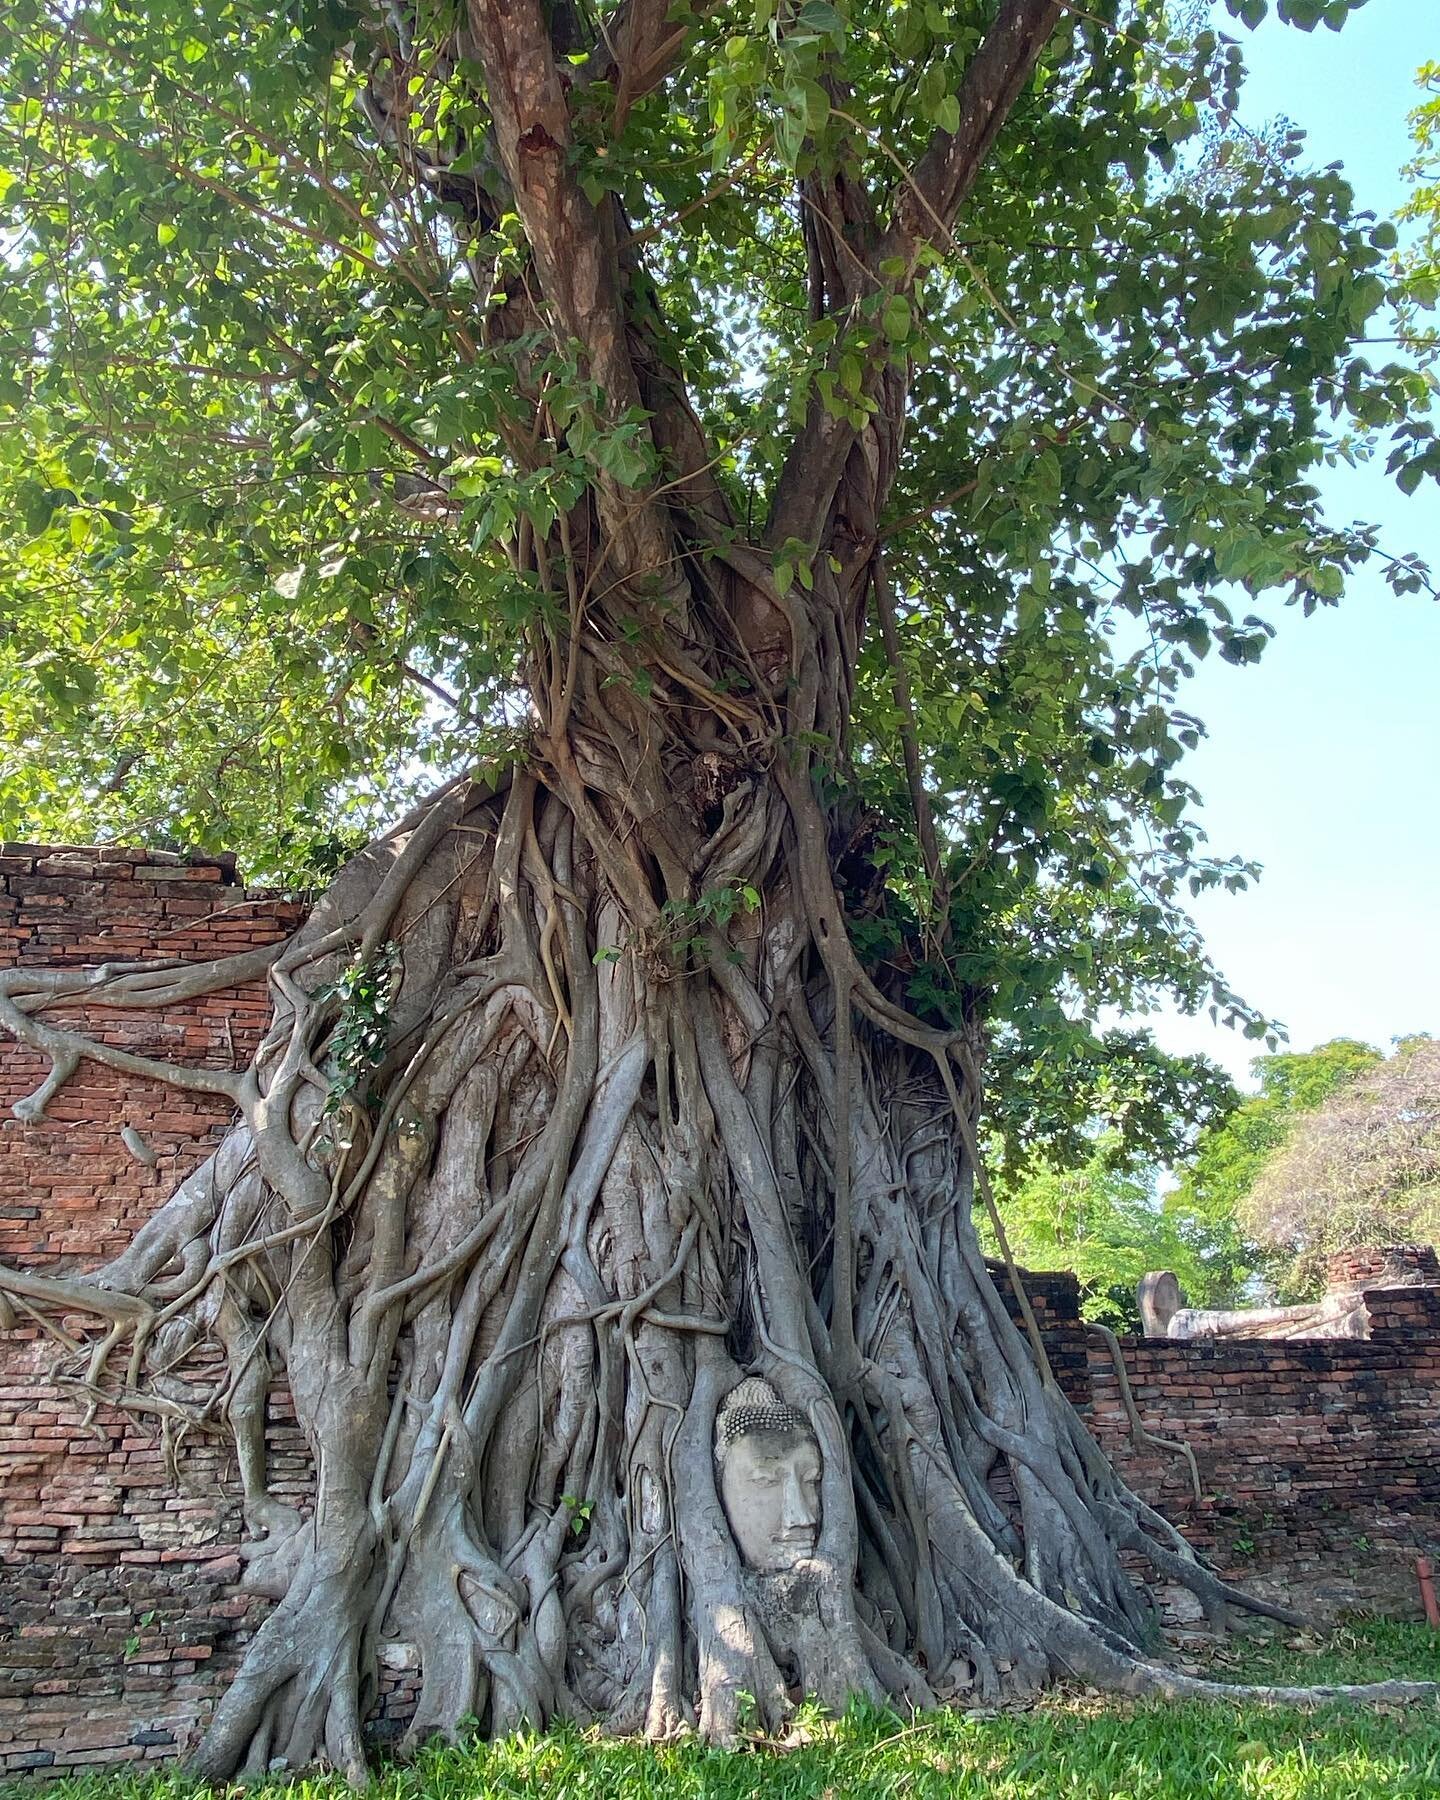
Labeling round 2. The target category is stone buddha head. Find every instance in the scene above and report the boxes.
[714,1377,822,1573]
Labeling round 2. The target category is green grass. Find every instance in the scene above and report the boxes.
[9,1622,1439,1800]
[1216,1618,1440,1688]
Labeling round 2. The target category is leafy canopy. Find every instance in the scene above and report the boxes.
[0,0,1431,1162]
[1002,1034,1440,1319]
[1392,59,1440,490]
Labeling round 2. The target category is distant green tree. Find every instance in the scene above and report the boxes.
[991,1133,1233,1329]
[1166,1038,1383,1300]
[1243,1035,1440,1298]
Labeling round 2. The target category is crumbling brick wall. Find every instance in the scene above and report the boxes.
[2,847,1438,1773]
[1088,1332,1440,1592]
[998,1264,1440,1613]
[0,846,305,1773]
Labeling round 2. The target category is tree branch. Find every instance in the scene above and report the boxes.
[767,2,1063,552]
[892,0,1065,257]
[466,0,684,591]
[871,557,945,902]
[589,0,697,132]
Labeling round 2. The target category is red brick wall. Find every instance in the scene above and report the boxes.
[1088,1333,1440,1592]
[0,846,305,1773]
[2,849,1439,1772]
[996,1265,1440,1598]
[1327,1244,1440,1289]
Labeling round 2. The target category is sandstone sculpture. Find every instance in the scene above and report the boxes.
[1161,1294,1368,1341]
[714,1377,822,1573]
[1137,1270,1185,1338]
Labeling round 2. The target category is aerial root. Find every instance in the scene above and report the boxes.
[1123,1665,1440,1711]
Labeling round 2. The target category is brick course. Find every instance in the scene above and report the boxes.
[2,847,1438,1772]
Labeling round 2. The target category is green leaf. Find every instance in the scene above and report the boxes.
[795,0,845,46]
[882,295,912,341]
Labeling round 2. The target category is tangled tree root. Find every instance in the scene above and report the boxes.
[2,772,1434,1782]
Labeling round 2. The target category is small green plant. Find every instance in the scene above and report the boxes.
[560,1494,595,1537]
[318,940,402,1116]
[657,883,761,963]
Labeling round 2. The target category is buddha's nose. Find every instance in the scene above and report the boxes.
[782,1471,819,1532]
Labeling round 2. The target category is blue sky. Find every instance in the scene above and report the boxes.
[1134,3,1439,1086]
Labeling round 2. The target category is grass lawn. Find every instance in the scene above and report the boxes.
[8,1622,1439,1800]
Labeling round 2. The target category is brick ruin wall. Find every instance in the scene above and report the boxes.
[0,846,307,1775]
[1025,1272,1440,1621]
[1,849,1437,1774]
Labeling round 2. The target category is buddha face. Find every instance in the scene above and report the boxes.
[718,1426,823,1573]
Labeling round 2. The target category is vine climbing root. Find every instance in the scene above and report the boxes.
[2,770,1435,1782]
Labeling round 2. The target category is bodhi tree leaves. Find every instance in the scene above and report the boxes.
[0,0,1432,1151]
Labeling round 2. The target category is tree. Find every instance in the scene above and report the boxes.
[1242,1035,1440,1297]
[989,1132,1234,1330]
[1166,1038,1384,1300]
[0,0,1432,1778]
[1392,59,1440,492]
